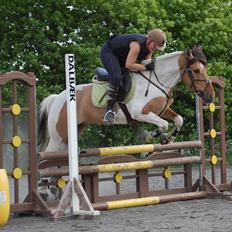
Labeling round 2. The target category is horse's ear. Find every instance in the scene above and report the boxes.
[186,48,194,60]
[195,45,203,52]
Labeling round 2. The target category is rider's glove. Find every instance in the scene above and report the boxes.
[145,60,155,71]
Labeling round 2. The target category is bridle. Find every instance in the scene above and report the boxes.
[180,58,211,98]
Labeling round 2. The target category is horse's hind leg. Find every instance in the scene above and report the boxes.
[161,107,183,142]
[78,123,87,137]
[38,138,68,201]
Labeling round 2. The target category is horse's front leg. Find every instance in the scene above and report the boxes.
[161,107,183,142]
[132,111,170,144]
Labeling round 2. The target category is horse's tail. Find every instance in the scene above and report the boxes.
[37,94,58,151]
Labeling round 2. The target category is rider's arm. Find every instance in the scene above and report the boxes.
[125,41,147,71]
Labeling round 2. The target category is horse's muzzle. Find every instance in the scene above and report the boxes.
[202,91,214,104]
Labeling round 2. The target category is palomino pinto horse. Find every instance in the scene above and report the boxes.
[38,46,215,152]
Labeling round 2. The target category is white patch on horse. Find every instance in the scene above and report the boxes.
[173,115,184,131]
[46,90,67,151]
[198,63,205,72]
[39,94,58,118]
[134,112,169,131]
[154,51,183,89]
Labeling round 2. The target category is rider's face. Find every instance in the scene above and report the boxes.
[147,40,158,53]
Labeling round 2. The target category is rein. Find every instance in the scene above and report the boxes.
[137,71,169,98]
[136,70,171,116]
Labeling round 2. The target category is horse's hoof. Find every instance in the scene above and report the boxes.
[160,133,169,144]
[151,129,162,138]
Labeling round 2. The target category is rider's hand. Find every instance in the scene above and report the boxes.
[145,60,155,71]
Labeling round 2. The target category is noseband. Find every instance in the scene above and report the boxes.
[181,59,211,98]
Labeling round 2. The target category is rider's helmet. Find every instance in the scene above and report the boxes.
[147,29,166,51]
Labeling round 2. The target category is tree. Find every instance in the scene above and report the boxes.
[0,0,231,147]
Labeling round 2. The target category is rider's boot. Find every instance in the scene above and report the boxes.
[103,84,119,124]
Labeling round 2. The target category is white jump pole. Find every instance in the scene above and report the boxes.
[65,54,79,214]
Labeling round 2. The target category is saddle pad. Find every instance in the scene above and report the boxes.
[91,74,136,108]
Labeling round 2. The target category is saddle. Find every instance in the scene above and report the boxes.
[92,67,135,108]
[95,67,132,102]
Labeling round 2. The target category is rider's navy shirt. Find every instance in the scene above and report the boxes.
[107,34,149,67]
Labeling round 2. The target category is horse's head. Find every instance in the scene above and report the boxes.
[179,46,215,103]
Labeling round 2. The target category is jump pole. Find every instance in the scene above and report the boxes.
[53,54,99,218]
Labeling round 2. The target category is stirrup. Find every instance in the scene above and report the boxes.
[103,110,116,124]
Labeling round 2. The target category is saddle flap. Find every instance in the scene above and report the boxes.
[91,72,135,108]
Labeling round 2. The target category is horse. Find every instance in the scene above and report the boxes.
[38,46,215,153]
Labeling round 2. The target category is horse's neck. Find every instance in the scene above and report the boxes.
[153,51,182,91]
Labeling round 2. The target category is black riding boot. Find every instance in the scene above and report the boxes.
[103,84,119,124]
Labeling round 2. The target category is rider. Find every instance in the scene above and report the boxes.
[101,28,167,124]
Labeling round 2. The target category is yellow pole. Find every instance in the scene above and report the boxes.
[0,169,10,226]
[98,160,154,173]
[99,144,155,156]
[107,196,160,209]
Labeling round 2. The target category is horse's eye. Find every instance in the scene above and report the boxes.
[193,69,200,73]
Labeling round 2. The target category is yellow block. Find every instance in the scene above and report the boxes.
[209,103,216,112]
[98,160,153,173]
[210,129,216,139]
[99,144,155,156]
[210,155,218,165]
[163,168,172,179]
[12,136,22,147]
[57,178,66,189]
[0,169,10,226]
[11,104,21,115]
[107,196,160,209]
[114,171,123,184]
[12,168,22,179]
